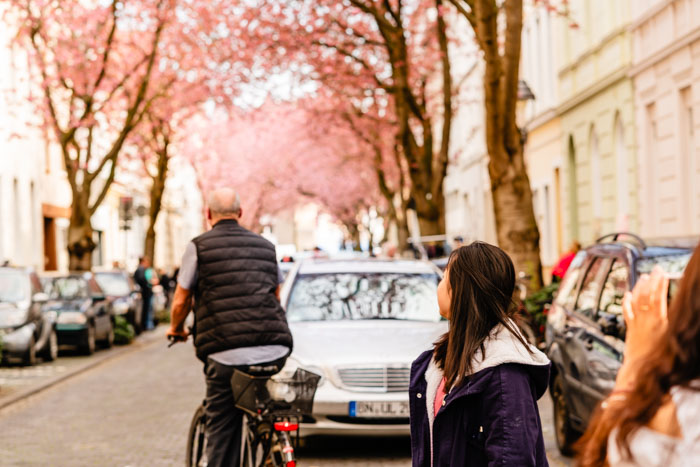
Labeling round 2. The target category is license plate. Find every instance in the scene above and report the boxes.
[349,401,409,418]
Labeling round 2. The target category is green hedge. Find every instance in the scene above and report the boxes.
[114,315,135,345]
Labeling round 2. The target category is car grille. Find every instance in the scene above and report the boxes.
[336,366,410,392]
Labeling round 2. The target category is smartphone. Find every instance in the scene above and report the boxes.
[668,274,682,304]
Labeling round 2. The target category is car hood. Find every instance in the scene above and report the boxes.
[289,320,447,366]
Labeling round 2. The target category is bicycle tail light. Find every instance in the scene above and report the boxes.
[274,421,299,432]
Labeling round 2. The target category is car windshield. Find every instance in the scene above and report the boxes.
[286,272,441,322]
[48,277,90,300]
[0,270,30,303]
[95,273,130,296]
[636,253,692,275]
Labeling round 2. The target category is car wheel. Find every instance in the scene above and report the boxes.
[80,324,96,355]
[41,329,59,362]
[552,374,579,456]
[23,336,37,366]
[101,321,115,348]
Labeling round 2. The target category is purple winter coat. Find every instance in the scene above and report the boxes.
[409,329,550,466]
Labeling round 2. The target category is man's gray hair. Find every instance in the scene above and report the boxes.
[207,187,241,217]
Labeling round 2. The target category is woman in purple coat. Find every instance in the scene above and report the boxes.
[409,242,551,466]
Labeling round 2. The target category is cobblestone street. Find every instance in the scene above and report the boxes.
[0,329,571,466]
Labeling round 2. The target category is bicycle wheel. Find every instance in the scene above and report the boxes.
[186,404,207,467]
[241,415,271,467]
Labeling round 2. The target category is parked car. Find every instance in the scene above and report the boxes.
[545,233,692,455]
[94,269,143,333]
[0,267,57,365]
[42,272,115,355]
[278,258,446,437]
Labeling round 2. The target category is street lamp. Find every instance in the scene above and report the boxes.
[517,80,536,145]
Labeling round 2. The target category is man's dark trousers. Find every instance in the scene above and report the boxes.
[204,356,288,467]
[204,360,243,467]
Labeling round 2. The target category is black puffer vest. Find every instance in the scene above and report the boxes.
[192,219,292,362]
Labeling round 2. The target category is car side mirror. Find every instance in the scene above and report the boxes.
[32,292,50,303]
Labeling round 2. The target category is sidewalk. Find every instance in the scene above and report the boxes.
[0,326,166,410]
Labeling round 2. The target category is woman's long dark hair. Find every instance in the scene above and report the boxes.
[578,244,700,465]
[433,242,530,389]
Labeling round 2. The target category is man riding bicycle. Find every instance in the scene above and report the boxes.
[167,187,293,467]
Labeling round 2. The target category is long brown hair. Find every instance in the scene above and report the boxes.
[433,242,529,389]
[578,244,700,465]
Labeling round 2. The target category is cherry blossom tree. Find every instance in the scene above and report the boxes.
[3,0,254,270]
[184,100,384,240]
[255,0,455,236]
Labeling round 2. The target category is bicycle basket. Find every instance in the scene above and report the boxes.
[231,368,321,417]
[268,368,321,416]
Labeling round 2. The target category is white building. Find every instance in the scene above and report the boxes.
[443,28,497,246]
[631,0,700,242]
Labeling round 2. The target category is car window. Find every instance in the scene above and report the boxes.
[575,257,611,320]
[48,277,90,300]
[286,273,441,322]
[598,260,629,318]
[636,253,691,275]
[95,273,130,296]
[0,270,31,303]
[554,251,587,309]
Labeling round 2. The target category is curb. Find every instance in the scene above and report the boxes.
[0,328,166,412]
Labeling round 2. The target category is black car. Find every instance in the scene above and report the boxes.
[94,270,143,333]
[545,233,692,455]
[42,272,115,355]
[0,267,57,365]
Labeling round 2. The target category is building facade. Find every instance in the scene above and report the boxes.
[443,33,497,247]
[631,0,700,242]
[556,0,638,246]
[521,2,565,277]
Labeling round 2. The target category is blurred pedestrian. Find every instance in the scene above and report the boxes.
[158,268,172,309]
[410,242,550,466]
[578,244,700,466]
[134,256,154,331]
[551,241,582,282]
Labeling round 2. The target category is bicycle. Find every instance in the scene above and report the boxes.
[180,349,320,466]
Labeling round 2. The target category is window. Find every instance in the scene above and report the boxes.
[598,260,628,318]
[554,251,587,309]
[575,257,611,319]
[286,273,441,322]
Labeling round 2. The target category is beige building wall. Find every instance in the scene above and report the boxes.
[556,0,638,246]
[521,3,565,279]
[631,0,700,242]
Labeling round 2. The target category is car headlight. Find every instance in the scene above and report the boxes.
[113,302,130,315]
[1,310,28,328]
[57,311,87,325]
[274,358,326,386]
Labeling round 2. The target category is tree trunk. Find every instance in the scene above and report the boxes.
[143,145,170,264]
[490,147,543,289]
[413,189,445,237]
[67,199,95,271]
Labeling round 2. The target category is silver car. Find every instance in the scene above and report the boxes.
[279,259,447,437]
